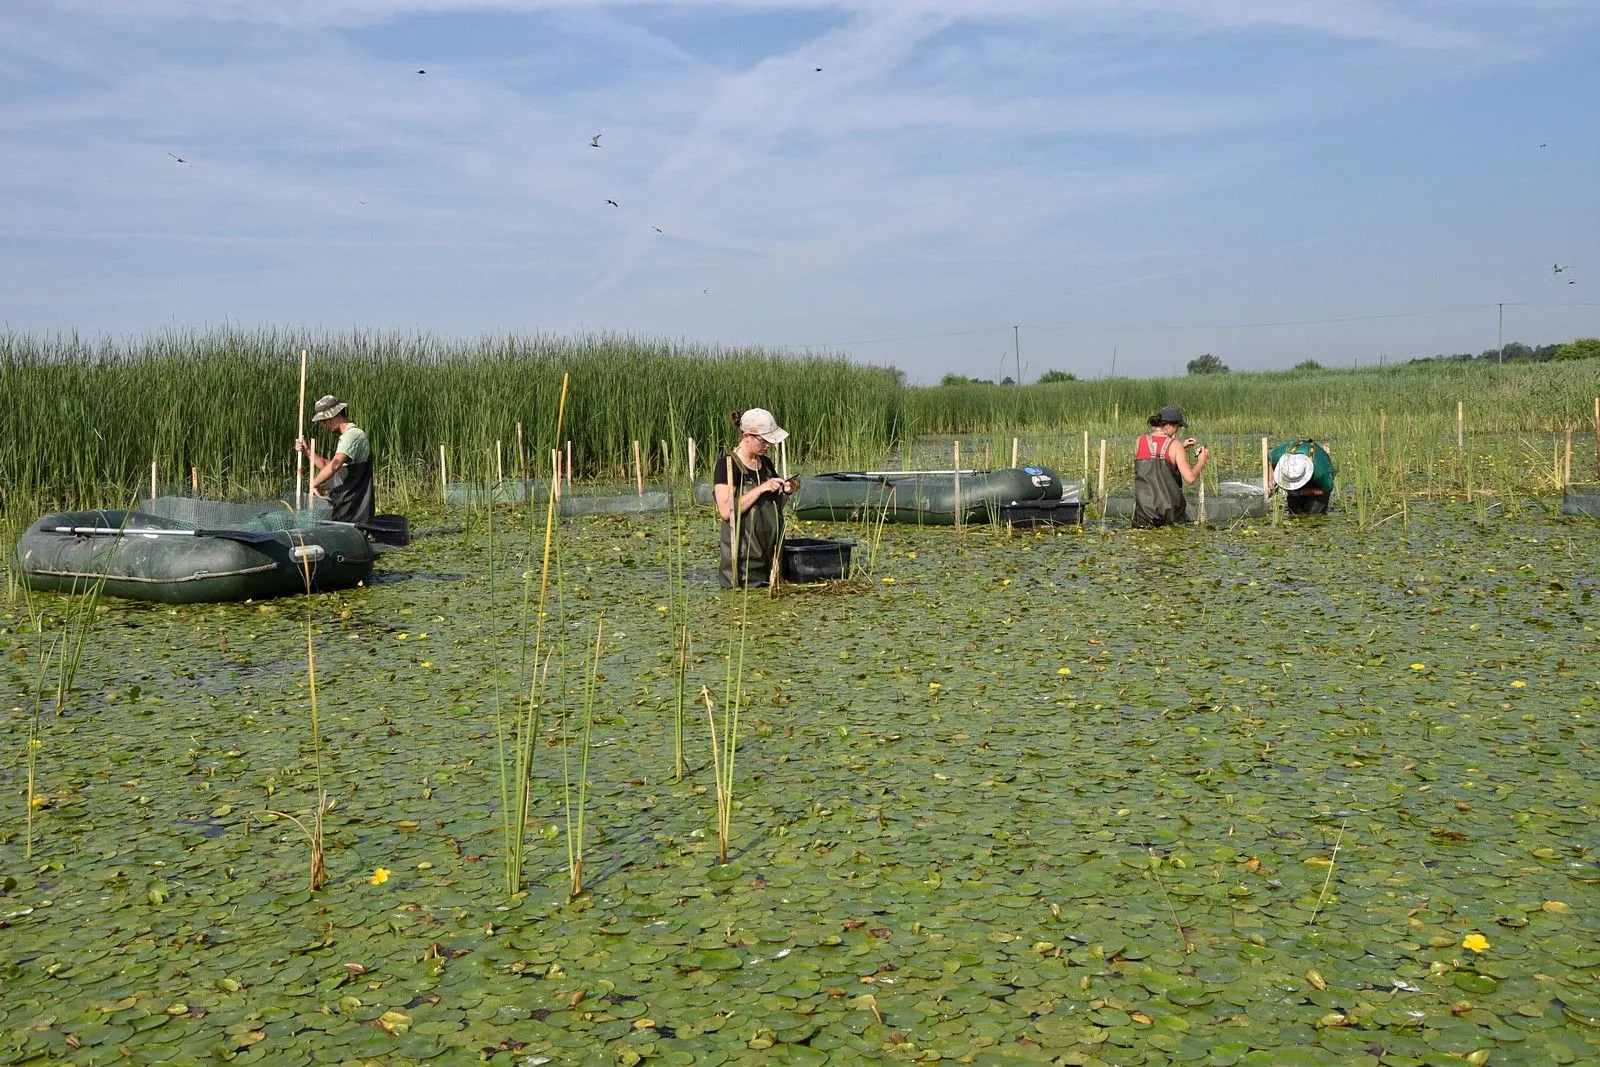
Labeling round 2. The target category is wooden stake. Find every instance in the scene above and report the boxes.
[953,441,962,531]
[1261,437,1270,496]
[151,459,157,504]
[1096,439,1107,504]
[1198,478,1206,525]
[1457,400,1464,450]
[1379,408,1387,454]
[439,444,448,504]
[565,440,573,489]
[1564,428,1573,488]
[1113,403,1119,428]
[190,465,199,496]
[516,421,527,490]
[660,439,669,479]
[688,437,697,481]
[779,439,789,480]
[1593,397,1599,478]
[496,440,504,486]
[1082,431,1089,486]
[1011,437,1019,468]
[633,440,644,496]
[553,449,563,501]
[295,348,308,511]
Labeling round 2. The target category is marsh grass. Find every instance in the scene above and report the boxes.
[562,616,603,899]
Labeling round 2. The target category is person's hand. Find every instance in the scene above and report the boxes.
[294,437,309,454]
[783,476,800,493]
[1182,437,1198,449]
[764,477,786,495]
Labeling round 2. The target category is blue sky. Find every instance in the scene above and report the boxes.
[2,0,1597,383]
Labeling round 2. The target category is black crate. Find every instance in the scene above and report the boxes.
[1000,500,1084,527]
[780,537,855,582]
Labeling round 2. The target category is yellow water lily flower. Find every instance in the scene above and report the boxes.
[1510,680,1527,688]
[370,867,391,886]
[1461,932,1490,953]
[419,661,433,670]
[396,633,409,641]
[1001,578,1013,586]
[928,682,941,690]
[1057,667,1072,676]
[1409,663,1426,671]
[881,577,895,584]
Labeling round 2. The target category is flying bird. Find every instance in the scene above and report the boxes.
[589,134,602,148]
[415,69,426,75]
[1539,143,1547,148]
[1570,279,1577,285]
[167,153,190,165]
[700,289,709,296]
[1554,263,1572,274]
[651,226,663,234]
[356,200,367,205]
[814,67,822,72]
[605,199,618,207]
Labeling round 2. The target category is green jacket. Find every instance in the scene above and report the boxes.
[1269,440,1335,493]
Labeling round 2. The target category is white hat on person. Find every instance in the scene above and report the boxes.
[739,408,789,444]
[1274,452,1314,491]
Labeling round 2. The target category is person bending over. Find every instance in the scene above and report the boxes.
[1268,439,1336,515]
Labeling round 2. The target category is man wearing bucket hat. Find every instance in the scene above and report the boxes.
[713,408,799,588]
[1132,404,1209,528]
[1268,438,1335,515]
[295,395,375,525]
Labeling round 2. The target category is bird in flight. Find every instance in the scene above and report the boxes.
[356,200,367,205]
[415,69,426,75]
[589,134,602,148]
[651,226,664,234]
[700,289,709,296]
[1539,143,1547,148]
[168,153,190,165]
[1554,264,1573,274]
[814,67,822,72]
[605,199,618,207]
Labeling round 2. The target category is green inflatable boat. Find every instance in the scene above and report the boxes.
[13,510,377,604]
[791,467,1064,525]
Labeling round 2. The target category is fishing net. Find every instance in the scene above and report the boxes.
[559,490,674,516]
[143,495,329,532]
[1102,481,1268,523]
[1561,484,1600,518]
[443,480,554,505]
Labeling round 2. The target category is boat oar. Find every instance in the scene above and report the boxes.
[51,525,294,546]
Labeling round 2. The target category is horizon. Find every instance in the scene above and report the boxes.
[3,1,1598,384]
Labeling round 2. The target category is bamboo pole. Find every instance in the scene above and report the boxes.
[1198,478,1207,525]
[688,437,697,482]
[553,449,563,502]
[190,465,199,496]
[953,441,962,532]
[1457,401,1464,450]
[1261,437,1270,496]
[1379,409,1387,456]
[1563,427,1573,487]
[496,440,504,486]
[1096,439,1107,504]
[1082,431,1089,487]
[295,348,308,511]
[150,459,157,504]
[516,421,528,494]
[565,440,573,490]
[633,440,644,496]
[1011,437,1019,468]
[439,444,448,504]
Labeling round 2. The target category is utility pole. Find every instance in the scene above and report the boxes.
[1013,325,1021,385]
[1497,302,1504,364]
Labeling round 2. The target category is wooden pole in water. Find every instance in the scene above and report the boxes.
[1564,428,1573,488]
[1593,397,1599,479]
[565,440,573,490]
[190,465,199,496]
[516,421,528,496]
[1261,437,1270,496]
[633,440,644,496]
[953,440,963,531]
[1082,430,1089,487]
[1113,403,1119,429]
[439,444,448,504]
[496,440,504,486]
[660,439,669,479]
[1096,439,1107,504]
[1198,478,1206,525]
[1379,409,1387,457]
[151,459,157,505]
[1457,401,1464,450]
[688,437,697,482]
[1011,437,1019,468]
[553,448,563,502]
[295,348,308,511]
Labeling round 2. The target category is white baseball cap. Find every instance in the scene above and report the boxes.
[739,408,789,444]
[1274,452,1313,491]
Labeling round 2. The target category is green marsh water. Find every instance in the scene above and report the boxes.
[3,503,1598,1066]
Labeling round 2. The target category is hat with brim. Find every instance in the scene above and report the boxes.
[1274,452,1314,491]
[310,395,348,423]
[739,407,789,444]
[1153,405,1187,427]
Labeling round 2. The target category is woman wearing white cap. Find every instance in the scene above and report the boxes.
[713,408,799,588]
[1267,439,1335,514]
[295,395,375,524]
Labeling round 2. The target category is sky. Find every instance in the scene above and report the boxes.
[2,0,1598,383]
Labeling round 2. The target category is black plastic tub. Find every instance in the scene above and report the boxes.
[780,537,855,583]
[1000,500,1084,527]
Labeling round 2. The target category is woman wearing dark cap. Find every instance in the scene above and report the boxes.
[713,408,799,588]
[1132,405,1208,528]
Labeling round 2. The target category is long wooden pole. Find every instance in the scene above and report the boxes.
[496,440,504,487]
[552,449,562,502]
[1011,437,1019,468]
[150,458,157,505]
[439,444,447,504]
[516,421,528,496]
[1593,397,1599,479]
[1082,430,1089,487]
[688,437,697,482]
[953,441,962,531]
[1564,427,1573,488]
[565,440,573,490]
[1096,439,1107,504]
[633,440,644,496]
[1457,401,1464,450]
[295,348,308,510]
[190,465,199,496]
[1261,437,1270,496]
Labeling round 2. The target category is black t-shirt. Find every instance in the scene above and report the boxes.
[713,452,777,493]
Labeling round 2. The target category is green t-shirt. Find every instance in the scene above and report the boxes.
[335,424,370,464]
[1269,440,1334,492]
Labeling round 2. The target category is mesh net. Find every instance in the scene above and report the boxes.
[559,490,674,516]
[1562,485,1600,518]
[144,495,330,531]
